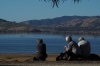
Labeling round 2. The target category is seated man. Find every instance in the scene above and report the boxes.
[78,37,91,58]
[56,36,81,61]
[34,38,48,61]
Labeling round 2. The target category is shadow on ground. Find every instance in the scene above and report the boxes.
[25,54,100,61]
[88,54,100,61]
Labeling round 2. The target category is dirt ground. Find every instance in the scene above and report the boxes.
[0,54,100,66]
[0,54,58,62]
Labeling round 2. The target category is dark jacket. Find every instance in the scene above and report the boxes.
[36,43,47,60]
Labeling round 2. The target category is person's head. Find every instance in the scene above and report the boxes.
[78,37,85,41]
[66,36,72,42]
[37,38,43,44]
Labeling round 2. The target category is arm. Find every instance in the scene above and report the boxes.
[64,46,69,51]
[66,42,73,52]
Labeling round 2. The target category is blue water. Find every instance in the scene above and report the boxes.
[0,33,100,54]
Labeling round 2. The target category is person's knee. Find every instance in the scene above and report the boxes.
[33,57,39,61]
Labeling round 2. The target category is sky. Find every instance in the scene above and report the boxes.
[0,0,100,22]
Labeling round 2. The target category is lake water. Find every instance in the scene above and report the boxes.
[0,33,100,54]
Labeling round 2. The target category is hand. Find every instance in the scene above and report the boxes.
[64,46,68,51]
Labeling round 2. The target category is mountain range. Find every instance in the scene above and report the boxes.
[0,16,100,33]
[21,16,89,26]
[0,19,40,33]
[20,16,100,32]
[21,16,100,28]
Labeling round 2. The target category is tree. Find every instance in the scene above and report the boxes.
[39,0,82,7]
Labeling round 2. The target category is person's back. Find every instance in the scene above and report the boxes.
[78,37,91,58]
[68,40,81,55]
[36,43,47,59]
[34,38,47,61]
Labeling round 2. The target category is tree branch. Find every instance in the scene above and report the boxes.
[39,0,82,7]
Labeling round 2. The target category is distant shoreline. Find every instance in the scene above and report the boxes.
[0,31,100,35]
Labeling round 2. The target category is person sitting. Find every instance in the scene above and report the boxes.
[78,37,91,59]
[56,36,81,61]
[34,38,48,61]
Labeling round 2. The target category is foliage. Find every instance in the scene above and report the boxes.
[39,0,82,7]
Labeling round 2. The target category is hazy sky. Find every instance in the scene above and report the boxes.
[0,0,100,22]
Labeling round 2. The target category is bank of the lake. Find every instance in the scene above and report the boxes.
[0,54,100,62]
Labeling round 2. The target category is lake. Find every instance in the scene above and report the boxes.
[0,33,100,54]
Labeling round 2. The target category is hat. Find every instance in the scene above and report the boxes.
[78,37,84,41]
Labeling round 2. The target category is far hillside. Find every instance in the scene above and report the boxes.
[0,19,40,33]
[20,16,100,32]
[20,16,89,26]
[0,16,100,34]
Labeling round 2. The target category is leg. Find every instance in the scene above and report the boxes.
[65,51,75,60]
[56,52,67,61]
[66,51,81,60]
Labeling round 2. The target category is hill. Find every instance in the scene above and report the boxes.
[20,16,100,33]
[1,16,100,33]
[57,16,100,27]
[21,16,100,28]
[0,19,40,33]
[52,16,100,31]
[21,16,89,26]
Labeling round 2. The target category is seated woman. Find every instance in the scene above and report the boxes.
[34,38,48,61]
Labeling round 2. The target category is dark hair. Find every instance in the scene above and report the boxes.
[69,36,72,41]
[37,38,43,43]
